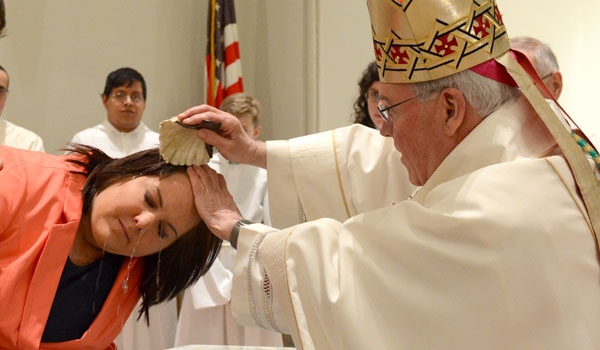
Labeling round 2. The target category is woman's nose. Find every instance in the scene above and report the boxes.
[135,211,158,232]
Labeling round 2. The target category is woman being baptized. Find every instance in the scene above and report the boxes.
[0,144,221,349]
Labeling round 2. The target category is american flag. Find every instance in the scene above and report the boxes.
[205,0,244,108]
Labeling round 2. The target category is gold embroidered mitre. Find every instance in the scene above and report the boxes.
[367,0,510,83]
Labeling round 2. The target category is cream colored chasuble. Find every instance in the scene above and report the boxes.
[231,97,600,349]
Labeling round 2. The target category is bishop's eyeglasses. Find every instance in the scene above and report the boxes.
[376,93,422,123]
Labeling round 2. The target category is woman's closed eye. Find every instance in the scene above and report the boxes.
[144,190,167,239]
[158,222,167,239]
[144,190,158,208]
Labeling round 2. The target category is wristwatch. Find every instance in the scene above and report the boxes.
[230,219,254,249]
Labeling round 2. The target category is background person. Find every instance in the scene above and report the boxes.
[509,36,600,147]
[0,65,45,151]
[0,145,221,349]
[177,0,600,348]
[352,61,384,129]
[510,36,562,99]
[69,67,158,158]
[175,93,282,347]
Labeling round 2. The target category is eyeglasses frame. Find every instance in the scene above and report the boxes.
[377,93,422,123]
[110,91,145,104]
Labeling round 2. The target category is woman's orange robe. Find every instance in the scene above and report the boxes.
[0,146,142,349]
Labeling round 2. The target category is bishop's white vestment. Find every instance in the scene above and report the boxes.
[231,98,600,349]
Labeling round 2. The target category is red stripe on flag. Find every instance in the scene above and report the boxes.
[225,78,244,97]
[205,0,243,107]
[223,41,240,67]
[214,78,242,108]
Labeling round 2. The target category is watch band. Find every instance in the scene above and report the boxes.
[230,219,254,249]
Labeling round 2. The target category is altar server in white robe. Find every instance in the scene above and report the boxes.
[69,67,159,158]
[69,67,173,350]
[0,65,45,152]
[175,93,282,347]
[178,1,600,349]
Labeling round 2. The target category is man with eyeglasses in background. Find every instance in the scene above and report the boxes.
[68,67,174,350]
[69,67,159,158]
[510,36,563,100]
[0,64,45,152]
[1,0,45,152]
[508,37,600,148]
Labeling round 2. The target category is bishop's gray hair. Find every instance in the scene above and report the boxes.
[408,69,520,118]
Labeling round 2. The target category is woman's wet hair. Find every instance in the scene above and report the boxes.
[66,144,222,324]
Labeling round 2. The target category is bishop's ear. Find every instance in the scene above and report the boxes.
[440,88,467,136]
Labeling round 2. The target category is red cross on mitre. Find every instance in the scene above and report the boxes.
[433,33,458,57]
[389,44,410,64]
[472,14,491,39]
[374,41,383,61]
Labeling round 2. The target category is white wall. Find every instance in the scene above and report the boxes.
[317,1,373,131]
[0,1,598,155]
[236,0,314,140]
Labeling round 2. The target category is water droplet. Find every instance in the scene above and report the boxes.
[122,278,129,293]
[155,240,162,288]
[122,232,142,292]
